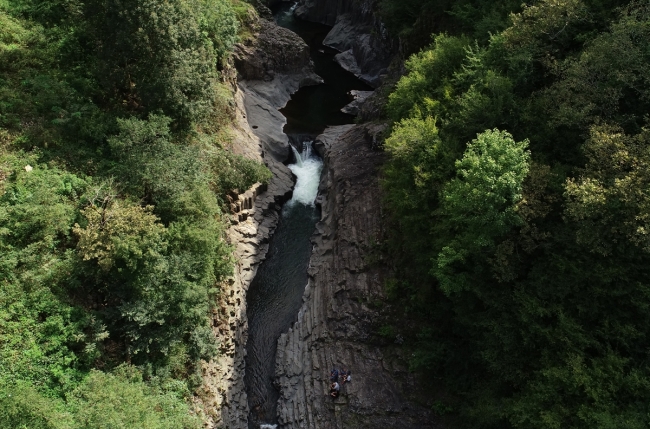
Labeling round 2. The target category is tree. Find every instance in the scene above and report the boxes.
[381,116,450,277]
[387,34,469,122]
[435,129,530,294]
[565,124,650,255]
[74,199,166,272]
[84,0,237,127]
[542,2,650,133]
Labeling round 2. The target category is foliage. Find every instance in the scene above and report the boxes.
[0,157,91,394]
[565,124,650,254]
[206,145,273,201]
[381,116,448,276]
[67,367,201,429]
[0,0,266,424]
[435,129,529,295]
[386,34,469,123]
[83,0,237,128]
[0,382,73,429]
[0,367,201,429]
[381,0,650,428]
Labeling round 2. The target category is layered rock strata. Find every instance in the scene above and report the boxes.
[295,0,395,87]
[198,15,321,429]
[274,125,440,428]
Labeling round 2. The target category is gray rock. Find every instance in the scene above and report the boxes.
[322,14,359,52]
[235,16,323,164]
[341,90,374,116]
[199,89,295,427]
[294,0,350,25]
[297,0,395,88]
[233,19,315,82]
[334,49,362,78]
[198,15,322,429]
[333,34,390,88]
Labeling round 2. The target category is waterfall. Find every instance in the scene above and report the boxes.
[286,141,322,208]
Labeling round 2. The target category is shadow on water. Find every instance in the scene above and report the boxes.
[244,3,370,428]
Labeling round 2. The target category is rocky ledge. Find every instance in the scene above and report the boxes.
[273,125,441,428]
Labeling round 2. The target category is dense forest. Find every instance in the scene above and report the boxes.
[0,0,269,426]
[3,0,650,427]
[378,0,650,427]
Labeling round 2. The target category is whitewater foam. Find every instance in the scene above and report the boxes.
[287,141,322,207]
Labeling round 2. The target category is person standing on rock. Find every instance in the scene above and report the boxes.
[330,381,340,397]
[330,368,339,382]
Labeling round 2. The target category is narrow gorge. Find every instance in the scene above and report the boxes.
[4,1,648,428]
[201,1,439,428]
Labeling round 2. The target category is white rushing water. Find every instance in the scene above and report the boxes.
[287,141,322,207]
[260,425,277,429]
[277,2,297,23]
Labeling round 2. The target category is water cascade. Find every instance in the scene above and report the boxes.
[287,142,322,207]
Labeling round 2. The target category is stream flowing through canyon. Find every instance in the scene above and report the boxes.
[243,3,372,428]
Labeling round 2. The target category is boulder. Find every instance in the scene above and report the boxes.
[233,19,313,81]
[333,33,389,88]
[323,15,359,51]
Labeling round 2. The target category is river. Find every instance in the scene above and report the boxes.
[243,3,372,429]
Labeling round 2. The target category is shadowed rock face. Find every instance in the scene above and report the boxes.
[341,90,374,116]
[274,125,442,429]
[294,0,352,26]
[295,0,395,88]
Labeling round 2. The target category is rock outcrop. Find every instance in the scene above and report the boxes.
[198,14,322,429]
[295,0,395,87]
[233,18,317,84]
[274,125,440,429]
[234,13,322,163]
[340,90,373,116]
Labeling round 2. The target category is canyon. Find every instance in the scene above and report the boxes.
[200,2,437,428]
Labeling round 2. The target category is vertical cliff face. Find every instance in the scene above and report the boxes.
[198,13,321,429]
[274,125,440,429]
[295,0,395,87]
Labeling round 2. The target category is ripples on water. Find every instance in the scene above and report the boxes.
[245,142,322,429]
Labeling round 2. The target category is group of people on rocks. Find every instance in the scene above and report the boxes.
[329,368,351,398]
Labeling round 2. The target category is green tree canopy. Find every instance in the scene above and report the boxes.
[435,129,530,294]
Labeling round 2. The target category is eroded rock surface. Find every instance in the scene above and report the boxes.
[234,18,314,83]
[274,125,440,428]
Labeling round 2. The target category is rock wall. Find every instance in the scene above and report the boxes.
[197,14,321,429]
[295,0,395,87]
[274,125,440,429]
